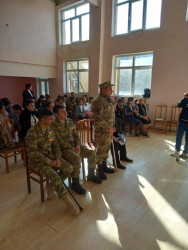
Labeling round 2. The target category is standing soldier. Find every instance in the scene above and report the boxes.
[26,109,80,216]
[51,105,102,193]
[92,81,115,180]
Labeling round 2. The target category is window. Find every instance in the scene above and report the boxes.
[37,79,49,96]
[65,59,89,93]
[59,3,90,45]
[113,52,153,96]
[114,0,162,36]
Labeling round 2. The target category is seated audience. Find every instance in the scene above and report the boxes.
[135,98,151,132]
[46,101,55,112]
[88,97,94,110]
[82,96,93,118]
[115,99,124,132]
[19,99,39,139]
[56,96,66,109]
[35,95,45,111]
[1,98,12,115]
[74,100,89,119]
[26,109,79,215]
[10,104,22,131]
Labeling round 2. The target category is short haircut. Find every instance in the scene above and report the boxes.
[118,99,123,103]
[13,104,22,111]
[53,104,65,114]
[25,99,35,106]
[0,102,5,110]
[45,94,51,98]
[40,95,45,99]
[25,83,32,89]
[1,97,11,106]
[39,109,53,120]
[46,101,53,108]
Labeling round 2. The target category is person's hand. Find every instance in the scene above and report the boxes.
[55,159,61,168]
[117,133,121,137]
[132,109,136,113]
[109,127,116,134]
[75,145,81,155]
[113,136,118,142]
[50,160,58,167]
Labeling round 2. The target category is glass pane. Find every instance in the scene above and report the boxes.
[79,60,89,70]
[117,56,133,67]
[63,9,75,20]
[146,0,162,29]
[131,0,143,31]
[67,61,78,70]
[41,81,45,96]
[116,69,132,95]
[135,54,153,66]
[134,69,152,95]
[117,0,128,3]
[116,4,129,35]
[72,18,80,42]
[81,14,90,41]
[67,72,78,93]
[79,72,89,92]
[62,20,70,45]
[76,3,89,15]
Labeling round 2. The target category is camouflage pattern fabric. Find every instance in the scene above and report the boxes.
[92,92,115,165]
[26,122,73,199]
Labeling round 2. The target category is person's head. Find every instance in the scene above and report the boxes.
[57,96,64,104]
[53,105,67,121]
[25,99,35,112]
[89,97,94,104]
[138,98,144,105]
[1,97,11,107]
[82,96,87,104]
[134,98,138,105]
[45,94,51,102]
[39,95,45,102]
[118,99,124,109]
[25,83,32,90]
[99,81,114,97]
[0,102,6,114]
[71,92,74,97]
[46,101,55,111]
[39,109,54,127]
[114,96,119,103]
[127,97,134,105]
[12,104,22,114]
[78,100,83,106]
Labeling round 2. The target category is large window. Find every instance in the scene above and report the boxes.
[113,53,153,96]
[37,78,49,97]
[59,3,90,45]
[65,59,89,93]
[114,0,162,36]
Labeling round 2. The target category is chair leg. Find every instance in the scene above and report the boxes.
[26,169,31,194]
[14,152,17,163]
[82,158,86,179]
[5,154,9,173]
[40,175,45,202]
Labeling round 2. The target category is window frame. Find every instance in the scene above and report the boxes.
[59,2,90,45]
[65,58,89,94]
[113,52,153,96]
[113,0,162,36]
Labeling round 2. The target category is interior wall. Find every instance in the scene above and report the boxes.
[0,0,57,78]
[0,76,37,105]
[102,0,188,120]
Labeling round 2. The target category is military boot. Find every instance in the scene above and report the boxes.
[87,167,102,184]
[62,194,80,216]
[71,177,86,195]
[46,183,55,200]
[102,161,115,173]
[98,165,107,180]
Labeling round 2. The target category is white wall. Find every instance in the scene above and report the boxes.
[0,0,56,78]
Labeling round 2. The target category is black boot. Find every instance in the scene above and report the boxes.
[114,149,126,169]
[87,168,102,184]
[98,165,107,180]
[102,161,115,173]
[120,145,133,162]
[71,177,86,195]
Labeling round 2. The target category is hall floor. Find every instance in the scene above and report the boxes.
[0,131,188,250]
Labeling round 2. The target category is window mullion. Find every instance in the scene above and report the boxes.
[143,0,147,29]
[128,2,131,32]
[131,56,135,96]
[79,16,81,41]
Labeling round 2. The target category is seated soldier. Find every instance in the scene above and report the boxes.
[52,105,102,190]
[135,98,151,133]
[26,109,79,216]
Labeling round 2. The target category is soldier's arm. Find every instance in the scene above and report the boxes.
[178,98,188,108]
[51,136,62,160]
[70,120,80,146]
[26,129,51,165]
[92,102,112,131]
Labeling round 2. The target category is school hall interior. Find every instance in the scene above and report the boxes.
[0,0,188,249]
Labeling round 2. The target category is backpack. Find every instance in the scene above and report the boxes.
[143,88,150,98]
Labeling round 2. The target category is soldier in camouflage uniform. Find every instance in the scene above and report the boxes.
[92,81,115,180]
[26,109,79,216]
[51,105,102,194]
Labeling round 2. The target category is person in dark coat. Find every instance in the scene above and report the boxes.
[22,83,35,107]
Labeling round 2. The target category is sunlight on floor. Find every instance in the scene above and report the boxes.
[165,139,185,152]
[156,240,183,250]
[138,175,188,249]
[96,194,122,248]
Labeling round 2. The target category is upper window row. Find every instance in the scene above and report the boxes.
[59,0,163,45]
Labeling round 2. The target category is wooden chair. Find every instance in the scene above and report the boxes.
[0,118,25,173]
[165,106,182,132]
[153,105,168,131]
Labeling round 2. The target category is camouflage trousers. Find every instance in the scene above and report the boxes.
[31,158,73,199]
[61,144,96,178]
[96,133,113,165]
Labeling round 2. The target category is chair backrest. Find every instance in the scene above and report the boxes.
[154,105,168,121]
[6,118,15,139]
[170,106,182,121]
[76,119,90,145]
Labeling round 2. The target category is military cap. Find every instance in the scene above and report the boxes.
[99,81,114,89]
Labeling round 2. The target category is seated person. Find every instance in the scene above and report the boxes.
[10,104,22,131]
[1,97,12,115]
[52,105,102,189]
[35,95,45,111]
[115,99,124,132]
[19,99,39,140]
[74,100,89,120]
[135,98,151,132]
[82,96,93,118]
[124,97,148,137]
[26,109,79,215]
[46,101,55,112]
[88,97,94,110]
[56,96,66,109]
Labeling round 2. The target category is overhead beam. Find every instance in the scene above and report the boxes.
[85,0,98,7]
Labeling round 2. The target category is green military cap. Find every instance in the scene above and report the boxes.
[99,81,114,89]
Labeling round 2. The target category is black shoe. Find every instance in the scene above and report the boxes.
[98,165,107,180]
[142,133,149,137]
[135,134,140,137]
[87,173,102,184]
[120,156,133,163]
[71,178,86,195]
[102,161,115,174]
[117,162,126,169]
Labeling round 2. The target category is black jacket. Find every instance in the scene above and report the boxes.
[22,90,35,106]
[178,98,188,123]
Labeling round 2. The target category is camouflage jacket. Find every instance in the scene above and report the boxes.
[92,92,115,134]
[51,118,80,150]
[26,122,61,165]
